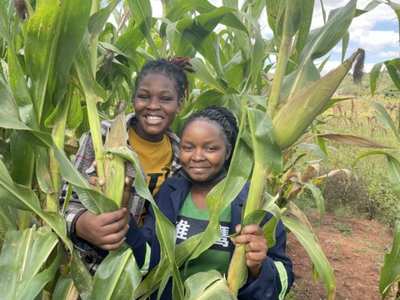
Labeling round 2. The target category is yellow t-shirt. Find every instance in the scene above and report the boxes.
[128,127,173,196]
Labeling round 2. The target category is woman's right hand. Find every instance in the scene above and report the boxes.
[75,176,133,251]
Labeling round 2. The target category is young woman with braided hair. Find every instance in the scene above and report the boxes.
[126,105,295,299]
[60,57,195,274]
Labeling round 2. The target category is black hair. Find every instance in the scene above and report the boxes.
[182,105,238,168]
[134,56,195,101]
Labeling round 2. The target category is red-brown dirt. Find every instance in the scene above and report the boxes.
[287,213,396,300]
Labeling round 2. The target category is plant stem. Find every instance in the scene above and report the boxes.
[267,1,294,119]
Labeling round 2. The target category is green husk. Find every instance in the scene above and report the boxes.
[103,101,127,207]
[273,48,365,149]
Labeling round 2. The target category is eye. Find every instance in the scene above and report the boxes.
[181,145,193,151]
[205,146,217,152]
[161,96,173,102]
[137,94,149,100]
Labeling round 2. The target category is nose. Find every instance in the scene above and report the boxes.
[192,149,205,161]
[147,97,161,110]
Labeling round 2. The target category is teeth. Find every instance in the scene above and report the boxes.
[146,116,162,120]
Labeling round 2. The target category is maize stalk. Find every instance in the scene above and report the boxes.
[103,100,127,207]
[273,48,365,149]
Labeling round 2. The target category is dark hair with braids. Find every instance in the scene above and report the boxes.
[134,56,195,101]
[182,105,238,168]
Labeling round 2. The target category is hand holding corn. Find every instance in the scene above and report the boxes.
[75,176,133,250]
[233,224,268,279]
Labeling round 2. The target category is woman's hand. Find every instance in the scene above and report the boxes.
[75,177,133,251]
[234,224,268,279]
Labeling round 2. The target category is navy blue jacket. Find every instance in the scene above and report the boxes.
[126,177,295,299]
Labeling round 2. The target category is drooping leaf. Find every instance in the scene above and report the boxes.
[91,247,141,300]
[184,270,236,300]
[0,226,65,300]
[282,216,336,298]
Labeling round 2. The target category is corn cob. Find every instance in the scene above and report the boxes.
[273,48,365,149]
[103,100,127,207]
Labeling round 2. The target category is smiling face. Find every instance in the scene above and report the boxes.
[133,73,182,142]
[180,119,232,183]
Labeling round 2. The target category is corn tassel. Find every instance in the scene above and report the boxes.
[273,48,365,149]
[103,100,127,207]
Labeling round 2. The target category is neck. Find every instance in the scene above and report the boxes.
[191,180,219,195]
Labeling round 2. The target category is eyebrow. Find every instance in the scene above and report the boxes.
[137,87,174,94]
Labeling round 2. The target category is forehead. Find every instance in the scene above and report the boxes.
[182,119,226,139]
[137,73,176,89]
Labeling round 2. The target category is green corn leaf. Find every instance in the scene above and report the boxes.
[370,62,382,95]
[190,58,226,94]
[282,216,336,298]
[127,0,159,58]
[0,78,17,122]
[108,146,184,299]
[0,226,65,300]
[282,0,357,100]
[184,270,236,300]
[53,277,79,300]
[88,0,119,35]
[47,0,91,106]
[91,246,141,300]
[353,151,400,298]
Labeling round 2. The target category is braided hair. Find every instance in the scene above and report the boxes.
[182,105,238,168]
[134,56,195,101]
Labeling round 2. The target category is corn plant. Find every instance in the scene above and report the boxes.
[0,0,399,299]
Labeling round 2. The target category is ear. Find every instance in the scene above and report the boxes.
[225,144,232,160]
[176,99,183,113]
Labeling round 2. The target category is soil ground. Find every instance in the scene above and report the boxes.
[286,213,397,300]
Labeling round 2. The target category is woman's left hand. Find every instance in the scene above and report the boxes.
[234,224,268,279]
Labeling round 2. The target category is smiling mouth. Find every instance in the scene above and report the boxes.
[145,115,163,120]
[190,167,208,173]
[144,115,164,124]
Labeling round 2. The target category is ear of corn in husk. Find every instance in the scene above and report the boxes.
[273,48,365,149]
[103,100,127,208]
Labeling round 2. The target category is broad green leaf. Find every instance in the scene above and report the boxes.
[24,0,60,121]
[92,247,141,300]
[127,0,159,58]
[0,226,65,300]
[385,58,400,91]
[247,108,282,177]
[133,234,203,299]
[53,277,79,300]
[304,183,325,227]
[184,270,236,300]
[282,0,357,100]
[282,216,336,298]
[0,1,11,44]
[0,205,18,244]
[237,11,263,88]
[114,27,146,58]
[47,0,91,106]
[297,143,328,169]
[370,62,382,95]
[108,147,184,299]
[88,0,119,35]
[353,152,400,298]
[190,58,226,94]
[0,61,19,120]
[379,155,400,298]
